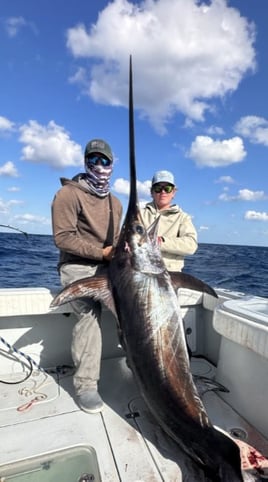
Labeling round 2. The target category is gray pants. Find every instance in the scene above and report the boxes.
[60,263,106,396]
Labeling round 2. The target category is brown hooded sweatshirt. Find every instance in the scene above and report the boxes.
[51,175,123,270]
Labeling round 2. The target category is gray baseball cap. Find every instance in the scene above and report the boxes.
[84,139,113,161]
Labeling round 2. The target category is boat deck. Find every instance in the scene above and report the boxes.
[1,356,267,481]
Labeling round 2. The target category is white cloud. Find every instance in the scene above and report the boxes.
[234,115,268,146]
[5,16,26,37]
[238,189,266,201]
[69,67,88,87]
[66,0,256,133]
[0,161,19,177]
[215,176,235,184]
[0,198,23,214]
[188,136,246,167]
[14,213,51,225]
[207,126,225,136]
[5,16,38,37]
[199,225,209,231]
[219,189,266,202]
[7,200,24,206]
[245,210,268,221]
[19,120,83,168]
[112,177,151,197]
[7,186,20,192]
[0,199,9,214]
[137,179,151,197]
[112,178,129,195]
[0,116,15,132]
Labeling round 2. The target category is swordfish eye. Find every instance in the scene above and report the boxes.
[133,223,146,247]
[135,223,145,236]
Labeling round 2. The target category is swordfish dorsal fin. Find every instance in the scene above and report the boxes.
[169,271,218,298]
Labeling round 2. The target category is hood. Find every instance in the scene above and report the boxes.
[60,174,90,192]
[145,201,182,215]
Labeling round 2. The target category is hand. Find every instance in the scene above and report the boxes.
[102,245,115,261]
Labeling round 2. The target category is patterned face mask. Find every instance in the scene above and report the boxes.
[85,160,113,197]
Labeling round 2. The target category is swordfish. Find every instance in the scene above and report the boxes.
[50,57,243,481]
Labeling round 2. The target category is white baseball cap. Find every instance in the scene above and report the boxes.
[151,170,175,186]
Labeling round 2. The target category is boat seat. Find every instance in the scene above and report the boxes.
[0,287,70,316]
[213,296,268,359]
[0,286,219,317]
[178,288,219,311]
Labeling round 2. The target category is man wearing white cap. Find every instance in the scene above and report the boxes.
[141,170,197,272]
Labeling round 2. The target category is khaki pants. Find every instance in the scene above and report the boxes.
[60,263,106,395]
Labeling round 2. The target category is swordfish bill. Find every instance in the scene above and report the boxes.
[50,56,243,481]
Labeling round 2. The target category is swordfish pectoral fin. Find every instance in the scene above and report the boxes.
[169,271,218,298]
[50,275,117,318]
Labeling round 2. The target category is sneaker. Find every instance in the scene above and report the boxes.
[77,389,104,414]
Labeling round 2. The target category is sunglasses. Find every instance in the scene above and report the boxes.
[152,185,174,194]
[86,155,111,167]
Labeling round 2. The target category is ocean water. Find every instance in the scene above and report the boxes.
[0,233,267,297]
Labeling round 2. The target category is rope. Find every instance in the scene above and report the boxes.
[0,335,75,413]
[0,335,45,384]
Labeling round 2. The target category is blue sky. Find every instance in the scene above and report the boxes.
[0,0,267,246]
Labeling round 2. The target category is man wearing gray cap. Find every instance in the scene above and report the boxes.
[52,138,122,414]
[141,170,197,272]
